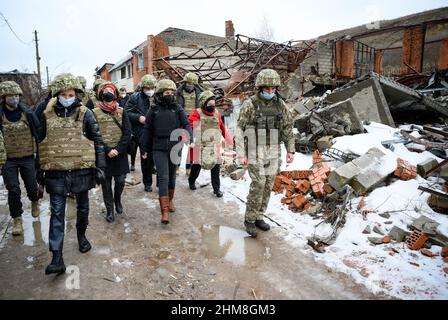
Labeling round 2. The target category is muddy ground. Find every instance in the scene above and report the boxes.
[0,161,380,300]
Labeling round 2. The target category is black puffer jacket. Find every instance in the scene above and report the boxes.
[141,96,193,154]
[125,91,151,141]
[36,99,107,195]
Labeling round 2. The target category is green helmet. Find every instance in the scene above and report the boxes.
[0,81,23,97]
[156,79,176,94]
[255,69,281,88]
[77,76,87,88]
[198,90,215,108]
[140,74,157,89]
[51,73,83,96]
[183,72,199,85]
[93,78,106,91]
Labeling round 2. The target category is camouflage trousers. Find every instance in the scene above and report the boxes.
[245,159,280,223]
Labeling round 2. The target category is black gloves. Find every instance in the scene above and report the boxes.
[95,167,106,185]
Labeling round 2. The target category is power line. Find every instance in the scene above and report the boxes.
[0,10,31,45]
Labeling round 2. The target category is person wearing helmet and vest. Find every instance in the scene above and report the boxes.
[141,79,193,224]
[188,90,233,197]
[92,82,132,223]
[0,81,42,236]
[236,69,295,238]
[36,73,106,275]
[175,72,203,177]
[0,130,6,167]
[125,74,157,192]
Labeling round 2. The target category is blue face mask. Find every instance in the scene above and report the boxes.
[58,96,76,108]
[260,91,275,100]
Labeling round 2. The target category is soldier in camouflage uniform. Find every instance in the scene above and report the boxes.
[0,130,6,167]
[175,72,203,176]
[77,75,90,106]
[36,73,106,275]
[0,81,41,236]
[236,69,295,237]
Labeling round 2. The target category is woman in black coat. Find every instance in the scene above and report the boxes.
[92,82,132,222]
[141,79,193,224]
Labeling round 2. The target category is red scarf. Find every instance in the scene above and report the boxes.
[98,100,118,113]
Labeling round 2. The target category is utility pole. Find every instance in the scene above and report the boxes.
[46,66,50,87]
[34,30,42,88]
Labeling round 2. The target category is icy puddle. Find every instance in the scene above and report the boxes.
[201,225,269,267]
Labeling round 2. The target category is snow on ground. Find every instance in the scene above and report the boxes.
[218,122,448,299]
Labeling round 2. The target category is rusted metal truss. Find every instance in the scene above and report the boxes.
[153,34,310,94]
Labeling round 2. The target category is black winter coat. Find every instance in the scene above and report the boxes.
[97,107,132,177]
[36,99,107,195]
[141,98,193,154]
[125,92,151,141]
[118,94,130,109]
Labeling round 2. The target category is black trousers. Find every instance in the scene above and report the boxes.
[188,164,221,192]
[153,150,177,197]
[128,136,138,167]
[100,175,126,213]
[48,191,89,252]
[138,142,154,187]
[3,156,38,218]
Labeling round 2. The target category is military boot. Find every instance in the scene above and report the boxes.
[255,219,271,231]
[31,201,40,218]
[77,225,92,253]
[186,168,191,177]
[45,251,66,275]
[168,189,175,213]
[214,189,223,198]
[244,221,258,238]
[159,196,170,225]
[12,217,23,236]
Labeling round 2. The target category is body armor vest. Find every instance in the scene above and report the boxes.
[93,107,123,147]
[2,112,35,159]
[0,131,7,165]
[251,95,283,146]
[39,99,96,171]
[183,91,197,115]
[198,109,221,170]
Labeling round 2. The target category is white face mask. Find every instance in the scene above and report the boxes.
[120,93,127,98]
[58,96,76,108]
[144,89,155,97]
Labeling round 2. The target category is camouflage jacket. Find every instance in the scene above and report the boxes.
[236,94,295,160]
[0,130,6,166]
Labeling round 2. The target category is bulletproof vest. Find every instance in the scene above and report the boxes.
[39,100,96,171]
[183,90,197,115]
[198,109,221,170]
[251,95,283,145]
[0,131,7,165]
[1,112,35,159]
[93,107,123,148]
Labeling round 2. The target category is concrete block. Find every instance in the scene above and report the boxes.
[316,99,365,135]
[417,158,439,177]
[328,162,360,190]
[316,136,334,151]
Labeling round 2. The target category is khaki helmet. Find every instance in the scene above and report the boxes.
[198,90,215,108]
[0,81,23,97]
[77,76,87,88]
[156,79,176,94]
[140,74,157,89]
[51,73,84,97]
[183,72,199,85]
[93,78,106,92]
[255,69,281,88]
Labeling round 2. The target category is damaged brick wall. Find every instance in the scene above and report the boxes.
[401,25,426,74]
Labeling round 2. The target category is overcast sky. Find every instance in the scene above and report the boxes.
[0,0,446,87]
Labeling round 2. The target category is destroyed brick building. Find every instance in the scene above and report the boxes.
[0,69,42,106]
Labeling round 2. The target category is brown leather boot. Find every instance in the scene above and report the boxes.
[159,196,170,224]
[168,189,175,213]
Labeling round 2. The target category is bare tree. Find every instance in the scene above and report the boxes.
[255,14,276,42]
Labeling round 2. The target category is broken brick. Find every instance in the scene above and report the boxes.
[292,195,308,209]
[395,158,417,181]
[444,267,448,274]
[442,246,448,258]
[443,257,448,263]
[323,184,334,194]
[420,249,438,258]
[382,236,392,244]
[406,230,429,250]
[295,180,311,194]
